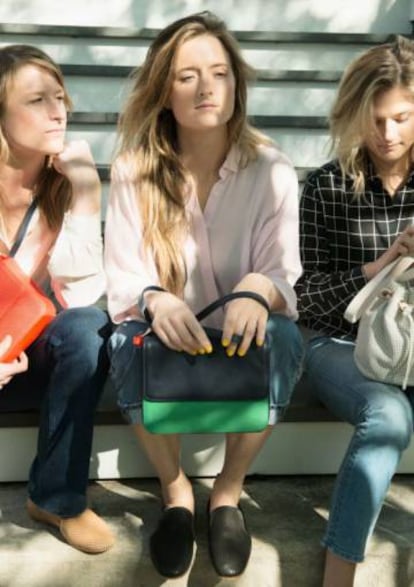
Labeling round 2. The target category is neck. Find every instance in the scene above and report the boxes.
[0,158,44,206]
[178,128,229,178]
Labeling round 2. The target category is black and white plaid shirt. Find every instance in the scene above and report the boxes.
[296,157,414,338]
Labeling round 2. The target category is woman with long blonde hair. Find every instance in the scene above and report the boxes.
[106,12,302,578]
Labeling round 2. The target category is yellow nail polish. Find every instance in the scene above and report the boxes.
[256,339,264,347]
[205,345,213,354]
[198,348,205,355]
[237,349,246,357]
[222,338,230,347]
[226,349,235,357]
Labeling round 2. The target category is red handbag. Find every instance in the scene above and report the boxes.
[0,200,56,362]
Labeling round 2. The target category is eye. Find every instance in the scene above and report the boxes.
[179,75,195,83]
[29,97,42,104]
[214,70,228,78]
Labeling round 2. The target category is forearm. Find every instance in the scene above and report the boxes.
[233,273,284,312]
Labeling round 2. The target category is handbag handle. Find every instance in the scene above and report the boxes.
[344,255,414,324]
[195,291,270,322]
[140,287,270,325]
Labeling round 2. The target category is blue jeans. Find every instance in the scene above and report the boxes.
[108,314,304,424]
[305,336,414,562]
[1,307,111,517]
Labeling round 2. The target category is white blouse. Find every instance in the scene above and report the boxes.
[105,144,302,326]
[0,208,105,308]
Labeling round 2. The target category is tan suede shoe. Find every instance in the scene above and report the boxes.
[27,499,115,554]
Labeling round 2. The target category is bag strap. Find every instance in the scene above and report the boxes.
[139,287,270,325]
[8,198,38,258]
[196,291,270,322]
[344,255,414,324]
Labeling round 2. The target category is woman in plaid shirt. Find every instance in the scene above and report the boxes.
[297,36,414,587]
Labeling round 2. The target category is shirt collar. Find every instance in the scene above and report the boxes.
[219,144,240,178]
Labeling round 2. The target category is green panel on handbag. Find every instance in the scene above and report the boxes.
[136,291,271,434]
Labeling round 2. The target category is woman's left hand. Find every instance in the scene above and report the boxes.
[222,295,268,357]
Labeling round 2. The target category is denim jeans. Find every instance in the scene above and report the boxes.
[1,307,111,517]
[108,314,304,424]
[305,336,414,562]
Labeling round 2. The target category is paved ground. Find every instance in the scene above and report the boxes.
[1,475,414,587]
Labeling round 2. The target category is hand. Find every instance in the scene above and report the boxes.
[0,336,29,389]
[50,140,99,187]
[363,225,414,279]
[145,291,212,354]
[222,296,268,357]
[395,225,414,256]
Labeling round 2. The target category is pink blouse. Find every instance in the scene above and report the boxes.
[105,144,302,326]
[0,208,105,308]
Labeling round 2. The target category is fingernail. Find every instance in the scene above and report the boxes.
[237,349,246,357]
[198,349,205,355]
[205,345,213,354]
[222,338,230,347]
[226,349,235,357]
[256,338,264,347]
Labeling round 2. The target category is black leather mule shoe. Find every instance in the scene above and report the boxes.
[150,507,195,577]
[208,505,252,577]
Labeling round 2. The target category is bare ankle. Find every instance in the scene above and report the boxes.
[161,473,194,512]
[323,549,356,587]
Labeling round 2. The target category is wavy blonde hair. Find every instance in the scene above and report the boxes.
[116,11,269,295]
[0,44,73,230]
[330,34,414,194]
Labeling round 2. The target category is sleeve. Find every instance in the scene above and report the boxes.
[295,172,366,324]
[251,155,302,319]
[47,210,106,308]
[104,159,159,324]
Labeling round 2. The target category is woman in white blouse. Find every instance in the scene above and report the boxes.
[105,12,303,578]
[0,45,114,553]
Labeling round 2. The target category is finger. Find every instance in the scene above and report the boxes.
[255,314,268,347]
[236,319,257,357]
[16,352,29,372]
[0,335,12,357]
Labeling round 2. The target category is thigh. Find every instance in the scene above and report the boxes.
[108,320,148,411]
[305,336,413,427]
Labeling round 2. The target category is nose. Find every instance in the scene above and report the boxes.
[48,98,66,121]
[383,119,398,142]
[198,74,213,97]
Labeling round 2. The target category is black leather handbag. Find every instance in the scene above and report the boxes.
[135,291,271,434]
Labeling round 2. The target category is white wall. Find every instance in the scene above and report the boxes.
[0,0,411,34]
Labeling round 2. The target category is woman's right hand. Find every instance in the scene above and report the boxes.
[363,225,414,280]
[0,336,29,389]
[144,291,212,355]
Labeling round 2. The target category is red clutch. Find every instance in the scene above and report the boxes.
[0,255,56,362]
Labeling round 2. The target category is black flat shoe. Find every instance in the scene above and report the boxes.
[208,505,252,577]
[150,506,195,577]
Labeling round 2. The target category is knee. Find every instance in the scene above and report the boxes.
[47,307,111,367]
[363,395,413,452]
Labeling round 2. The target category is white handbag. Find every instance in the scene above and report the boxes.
[344,256,414,389]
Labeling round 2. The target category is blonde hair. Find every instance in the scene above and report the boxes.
[330,34,414,194]
[116,11,269,295]
[0,44,73,229]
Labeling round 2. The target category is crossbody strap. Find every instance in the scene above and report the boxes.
[8,198,38,258]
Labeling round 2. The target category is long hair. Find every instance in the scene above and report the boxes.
[0,44,73,229]
[116,11,269,295]
[330,35,414,195]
